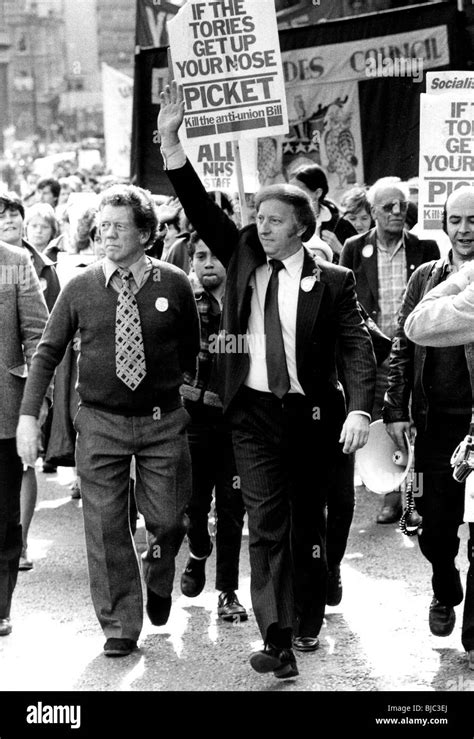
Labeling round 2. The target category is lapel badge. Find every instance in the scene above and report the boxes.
[301,275,316,292]
[362,244,374,258]
[155,297,169,312]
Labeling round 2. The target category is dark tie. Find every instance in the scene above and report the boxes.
[264,259,290,398]
[115,268,147,390]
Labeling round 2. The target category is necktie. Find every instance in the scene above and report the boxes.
[115,268,147,390]
[264,259,290,398]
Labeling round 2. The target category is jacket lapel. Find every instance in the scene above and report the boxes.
[236,232,265,327]
[295,249,325,375]
[404,231,423,281]
[363,229,379,307]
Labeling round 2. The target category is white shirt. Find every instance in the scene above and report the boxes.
[245,248,305,394]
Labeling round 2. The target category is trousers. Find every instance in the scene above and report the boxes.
[74,404,191,641]
[230,388,335,642]
[0,438,23,619]
[185,402,245,592]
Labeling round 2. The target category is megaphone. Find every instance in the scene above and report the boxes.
[355,419,413,494]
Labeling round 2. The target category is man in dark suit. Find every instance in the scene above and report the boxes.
[0,239,48,637]
[340,184,439,523]
[158,82,376,679]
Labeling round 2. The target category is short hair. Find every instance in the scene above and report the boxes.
[37,177,61,200]
[188,230,206,259]
[290,164,329,201]
[97,184,158,247]
[340,186,371,215]
[368,180,407,206]
[255,184,316,241]
[25,202,60,238]
[442,185,474,233]
[0,190,25,219]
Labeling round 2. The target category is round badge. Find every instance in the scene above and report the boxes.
[301,276,316,292]
[40,277,47,292]
[410,264,415,271]
[155,297,169,312]
[362,245,373,258]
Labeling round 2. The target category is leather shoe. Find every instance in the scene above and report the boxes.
[103,638,137,657]
[146,588,172,626]
[19,548,33,571]
[250,643,299,678]
[429,597,455,636]
[376,492,402,524]
[327,564,343,606]
[468,650,474,671]
[292,636,320,652]
[217,591,248,622]
[0,618,12,636]
[180,544,213,597]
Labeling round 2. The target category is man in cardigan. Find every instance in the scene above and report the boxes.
[158,82,376,678]
[17,184,200,657]
[340,183,439,523]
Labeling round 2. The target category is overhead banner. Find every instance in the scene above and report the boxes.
[131,1,463,196]
[102,63,134,180]
[419,76,474,231]
[167,0,288,142]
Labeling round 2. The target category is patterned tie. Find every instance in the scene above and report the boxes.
[115,268,147,390]
[264,259,290,398]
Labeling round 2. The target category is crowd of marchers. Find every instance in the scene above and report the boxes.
[2,84,474,679]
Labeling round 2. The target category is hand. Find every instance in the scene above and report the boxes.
[321,229,343,256]
[339,413,370,454]
[16,415,41,468]
[385,421,411,451]
[158,81,185,146]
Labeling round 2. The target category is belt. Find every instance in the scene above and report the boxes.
[241,386,309,405]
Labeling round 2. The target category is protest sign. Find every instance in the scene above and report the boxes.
[167,0,288,143]
[419,89,474,231]
[184,138,258,193]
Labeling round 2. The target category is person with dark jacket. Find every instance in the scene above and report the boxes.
[383,186,474,671]
[179,232,247,622]
[340,183,439,524]
[158,82,376,679]
[0,191,60,570]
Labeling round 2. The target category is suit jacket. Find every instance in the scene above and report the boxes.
[0,241,49,438]
[339,228,440,324]
[168,160,376,421]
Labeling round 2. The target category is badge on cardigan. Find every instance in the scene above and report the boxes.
[40,277,47,291]
[155,297,169,312]
[362,245,373,258]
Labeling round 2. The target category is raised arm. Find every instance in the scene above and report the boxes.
[158,82,241,269]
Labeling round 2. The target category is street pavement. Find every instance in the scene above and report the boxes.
[1,462,474,712]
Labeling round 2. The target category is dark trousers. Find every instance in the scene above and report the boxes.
[74,405,191,641]
[326,451,355,570]
[0,438,23,619]
[230,388,333,643]
[415,411,474,648]
[185,403,245,592]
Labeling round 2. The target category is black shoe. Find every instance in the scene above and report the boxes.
[180,544,213,597]
[146,588,172,626]
[429,597,455,637]
[103,638,137,657]
[250,643,299,679]
[0,618,12,636]
[327,565,343,606]
[217,591,248,622]
[292,636,320,652]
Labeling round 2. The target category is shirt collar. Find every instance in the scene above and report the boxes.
[103,254,149,287]
[267,247,304,279]
[376,233,405,256]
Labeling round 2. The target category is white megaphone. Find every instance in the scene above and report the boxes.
[355,419,413,495]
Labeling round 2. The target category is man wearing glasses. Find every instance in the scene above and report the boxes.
[340,184,439,523]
